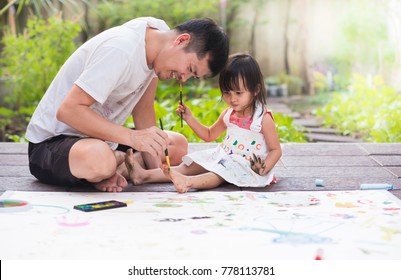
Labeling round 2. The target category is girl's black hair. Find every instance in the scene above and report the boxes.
[219,53,267,115]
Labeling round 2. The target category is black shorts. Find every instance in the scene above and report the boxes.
[28,135,93,188]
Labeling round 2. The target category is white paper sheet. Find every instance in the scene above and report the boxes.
[1,190,400,260]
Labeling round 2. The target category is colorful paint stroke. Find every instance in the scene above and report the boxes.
[0,199,31,212]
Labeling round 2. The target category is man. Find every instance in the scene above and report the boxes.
[26,17,229,192]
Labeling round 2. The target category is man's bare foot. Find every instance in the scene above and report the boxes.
[125,148,149,185]
[94,172,128,192]
[161,164,190,193]
[93,150,128,192]
[114,150,126,166]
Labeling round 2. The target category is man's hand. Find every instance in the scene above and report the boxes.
[130,127,168,158]
[250,153,267,175]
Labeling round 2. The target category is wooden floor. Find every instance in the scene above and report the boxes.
[1,142,400,199]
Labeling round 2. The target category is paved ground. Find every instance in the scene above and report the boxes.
[1,142,400,199]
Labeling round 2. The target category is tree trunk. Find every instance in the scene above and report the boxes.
[283,0,291,75]
[7,0,16,36]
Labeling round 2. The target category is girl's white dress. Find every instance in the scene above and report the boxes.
[182,103,276,187]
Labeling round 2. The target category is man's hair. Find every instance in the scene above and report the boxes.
[174,18,229,77]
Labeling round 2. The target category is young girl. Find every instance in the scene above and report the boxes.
[125,53,282,193]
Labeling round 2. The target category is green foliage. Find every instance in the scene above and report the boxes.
[316,74,401,142]
[0,105,31,142]
[0,16,80,142]
[127,81,307,143]
[0,0,91,16]
[5,133,26,143]
[273,112,307,143]
[0,107,13,141]
[94,0,251,39]
[0,16,81,109]
[95,0,221,30]
[152,81,226,143]
[313,71,328,93]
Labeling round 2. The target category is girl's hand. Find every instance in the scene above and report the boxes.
[250,153,267,175]
[176,102,192,121]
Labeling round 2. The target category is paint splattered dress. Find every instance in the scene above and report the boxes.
[182,103,277,187]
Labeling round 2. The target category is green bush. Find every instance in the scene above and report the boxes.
[273,112,307,143]
[0,16,81,142]
[316,74,401,142]
[0,16,81,110]
[153,81,225,143]
[131,81,307,143]
[95,0,220,31]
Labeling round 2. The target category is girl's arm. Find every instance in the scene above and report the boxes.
[255,112,282,176]
[176,102,227,142]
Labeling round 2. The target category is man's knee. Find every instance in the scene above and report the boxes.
[70,139,117,182]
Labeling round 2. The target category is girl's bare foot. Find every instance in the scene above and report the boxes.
[94,173,128,192]
[125,148,148,185]
[161,164,190,193]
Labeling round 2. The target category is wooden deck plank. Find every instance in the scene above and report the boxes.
[370,155,401,166]
[248,177,401,192]
[282,156,378,167]
[0,142,28,154]
[282,143,367,156]
[275,166,395,178]
[385,167,401,178]
[359,143,401,155]
[0,166,31,177]
[0,142,400,199]
[0,154,28,165]
[2,175,399,194]
[1,177,62,192]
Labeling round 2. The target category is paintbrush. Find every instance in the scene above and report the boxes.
[159,118,171,171]
[179,80,183,128]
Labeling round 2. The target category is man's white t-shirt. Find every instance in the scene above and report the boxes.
[26,17,169,149]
